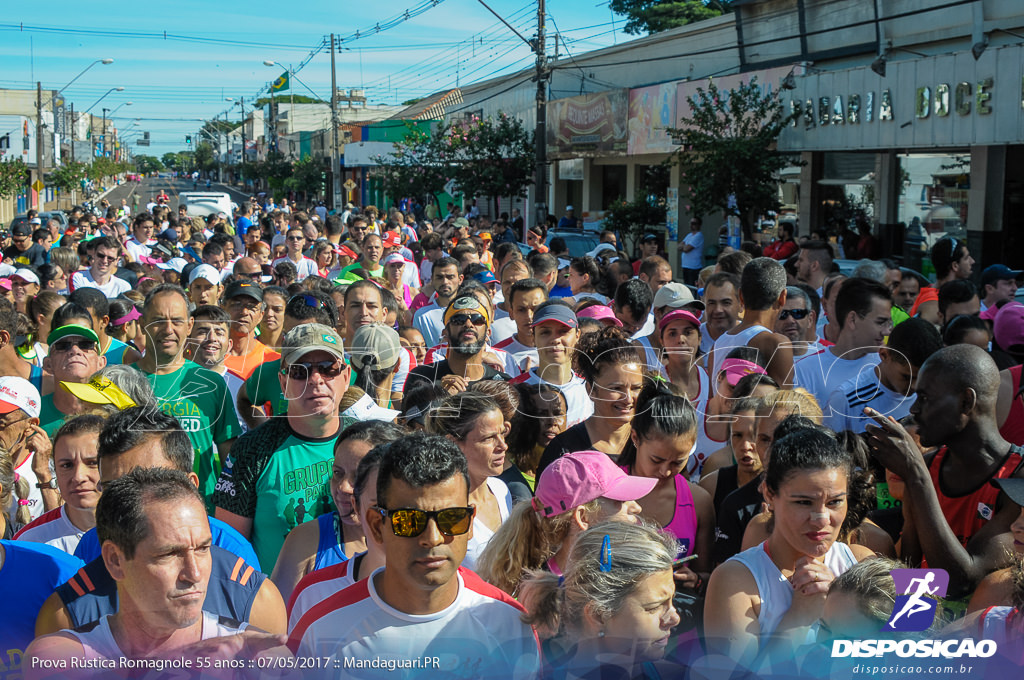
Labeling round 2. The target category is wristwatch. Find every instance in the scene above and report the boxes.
[35,478,57,490]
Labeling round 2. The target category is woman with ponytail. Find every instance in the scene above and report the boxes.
[519,521,682,678]
[619,381,715,594]
[477,449,652,597]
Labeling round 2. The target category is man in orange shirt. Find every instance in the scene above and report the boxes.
[222,280,279,381]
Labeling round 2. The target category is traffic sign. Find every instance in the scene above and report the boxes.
[343,179,356,191]
[31,179,44,192]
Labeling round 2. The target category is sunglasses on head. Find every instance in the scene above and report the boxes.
[375,506,475,538]
[448,313,486,327]
[778,308,810,321]
[949,238,959,259]
[282,360,344,381]
[52,338,97,353]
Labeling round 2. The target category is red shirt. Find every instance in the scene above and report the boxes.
[925,445,1022,549]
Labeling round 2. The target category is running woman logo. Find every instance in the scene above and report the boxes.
[884,568,949,632]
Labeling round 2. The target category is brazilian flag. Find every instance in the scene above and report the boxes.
[271,71,290,93]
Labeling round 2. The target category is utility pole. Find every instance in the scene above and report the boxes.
[70,103,76,164]
[101,107,109,158]
[534,0,548,230]
[330,33,340,210]
[35,81,44,209]
[240,96,246,171]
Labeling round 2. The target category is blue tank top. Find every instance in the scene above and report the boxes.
[103,337,129,365]
[28,363,43,393]
[0,540,83,678]
[57,545,264,629]
[314,511,349,571]
[73,516,261,572]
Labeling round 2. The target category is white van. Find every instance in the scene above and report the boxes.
[178,192,237,219]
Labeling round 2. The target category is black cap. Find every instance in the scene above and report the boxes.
[641,233,658,243]
[996,478,1024,507]
[11,223,31,237]
[223,279,263,302]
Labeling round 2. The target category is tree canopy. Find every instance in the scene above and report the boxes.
[666,77,799,237]
[609,0,733,35]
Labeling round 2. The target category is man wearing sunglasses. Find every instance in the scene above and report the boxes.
[215,323,353,572]
[273,227,317,281]
[70,236,131,299]
[406,295,509,394]
[289,433,540,676]
[37,324,108,437]
[774,285,821,359]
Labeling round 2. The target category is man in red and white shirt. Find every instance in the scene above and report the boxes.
[288,434,540,678]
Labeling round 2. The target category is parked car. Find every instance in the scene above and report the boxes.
[9,210,68,233]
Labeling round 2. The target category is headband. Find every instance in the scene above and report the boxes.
[111,307,141,326]
[443,296,490,327]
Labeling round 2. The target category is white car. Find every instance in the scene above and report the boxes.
[178,192,237,219]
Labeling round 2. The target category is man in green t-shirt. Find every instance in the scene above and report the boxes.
[38,324,108,436]
[237,290,339,429]
[337,232,383,280]
[213,323,352,571]
[131,284,240,508]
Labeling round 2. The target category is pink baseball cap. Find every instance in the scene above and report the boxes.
[719,358,767,386]
[533,450,656,518]
[575,305,622,328]
[659,309,701,332]
[994,301,1024,352]
[0,279,11,291]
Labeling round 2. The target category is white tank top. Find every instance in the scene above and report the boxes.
[66,611,248,661]
[710,324,771,386]
[729,541,858,640]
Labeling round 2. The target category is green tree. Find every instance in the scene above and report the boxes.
[443,113,534,216]
[666,77,799,239]
[254,151,293,192]
[372,122,450,207]
[89,157,126,181]
[609,0,732,35]
[0,159,29,199]
[285,155,326,199]
[194,142,216,173]
[46,161,89,192]
[135,155,165,175]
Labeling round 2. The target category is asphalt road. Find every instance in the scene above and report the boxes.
[101,176,252,214]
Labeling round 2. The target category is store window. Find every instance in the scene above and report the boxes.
[897,152,969,248]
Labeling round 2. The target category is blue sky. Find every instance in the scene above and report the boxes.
[1,1,633,156]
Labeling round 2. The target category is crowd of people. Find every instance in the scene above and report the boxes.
[1,196,1023,679]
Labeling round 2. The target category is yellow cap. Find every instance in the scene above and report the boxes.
[61,376,137,411]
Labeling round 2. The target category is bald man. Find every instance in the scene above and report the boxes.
[233,257,264,282]
[866,344,1024,598]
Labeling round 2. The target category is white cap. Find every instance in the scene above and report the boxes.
[382,253,407,266]
[587,243,617,258]
[557,258,572,270]
[0,376,41,419]
[565,205,574,211]
[157,257,188,273]
[29,217,42,225]
[11,268,40,285]
[188,264,222,286]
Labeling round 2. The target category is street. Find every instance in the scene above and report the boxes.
[101,176,253,215]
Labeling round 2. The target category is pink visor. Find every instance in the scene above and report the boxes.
[719,358,767,386]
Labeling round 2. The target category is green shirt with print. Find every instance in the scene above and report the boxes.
[245,357,358,418]
[212,416,353,571]
[135,360,241,508]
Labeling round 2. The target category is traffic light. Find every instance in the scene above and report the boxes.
[185,135,192,145]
